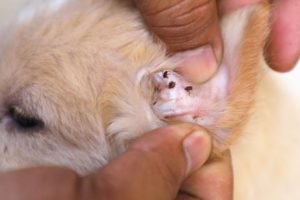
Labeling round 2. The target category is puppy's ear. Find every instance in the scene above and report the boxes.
[214,3,270,151]
[148,3,270,154]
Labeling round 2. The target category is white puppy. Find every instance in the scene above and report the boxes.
[0,0,299,199]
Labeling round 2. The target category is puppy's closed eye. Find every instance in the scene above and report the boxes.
[7,106,44,131]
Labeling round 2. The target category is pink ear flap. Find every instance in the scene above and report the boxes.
[149,3,270,155]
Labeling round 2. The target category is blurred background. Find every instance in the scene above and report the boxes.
[0,0,28,25]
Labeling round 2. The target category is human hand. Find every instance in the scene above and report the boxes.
[135,0,300,80]
[134,0,222,83]
[0,124,232,200]
[219,0,300,72]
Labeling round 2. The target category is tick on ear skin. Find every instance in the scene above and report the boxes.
[163,71,169,78]
[168,81,176,89]
[185,86,193,92]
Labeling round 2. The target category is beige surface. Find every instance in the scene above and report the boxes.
[0,0,28,26]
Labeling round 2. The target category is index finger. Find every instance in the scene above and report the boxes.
[91,123,212,200]
[265,0,300,71]
[178,151,233,200]
[135,0,223,59]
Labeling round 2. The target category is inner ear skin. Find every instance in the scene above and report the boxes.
[148,3,270,155]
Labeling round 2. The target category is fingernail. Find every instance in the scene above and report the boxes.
[174,45,219,84]
[183,131,211,175]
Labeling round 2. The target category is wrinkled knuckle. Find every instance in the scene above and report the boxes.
[144,0,219,51]
[151,0,217,35]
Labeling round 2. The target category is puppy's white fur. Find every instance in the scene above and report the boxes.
[0,0,300,199]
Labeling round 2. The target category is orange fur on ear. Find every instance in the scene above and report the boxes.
[214,3,270,153]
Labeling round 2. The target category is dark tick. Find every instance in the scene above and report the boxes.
[163,71,169,78]
[168,81,176,89]
[185,86,193,92]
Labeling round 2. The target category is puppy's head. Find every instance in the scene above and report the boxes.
[0,0,269,174]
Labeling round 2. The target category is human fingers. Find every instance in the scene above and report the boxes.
[219,0,300,71]
[265,0,300,71]
[177,151,233,200]
[92,123,212,200]
[135,0,222,83]
[0,124,212,200]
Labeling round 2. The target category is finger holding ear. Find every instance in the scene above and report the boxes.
[265,0,300,72]
[219,0,300,72]
[93,123,212,200]
[134,0,222,84]
[178,151,233,200]
[0,124,213,200]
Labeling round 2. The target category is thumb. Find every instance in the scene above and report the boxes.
[92,123,212,200]
[0,124,212,200]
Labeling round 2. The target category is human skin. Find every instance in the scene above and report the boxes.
[135,0,300,82]
[0,124,232,200]
[219,0,300,72]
